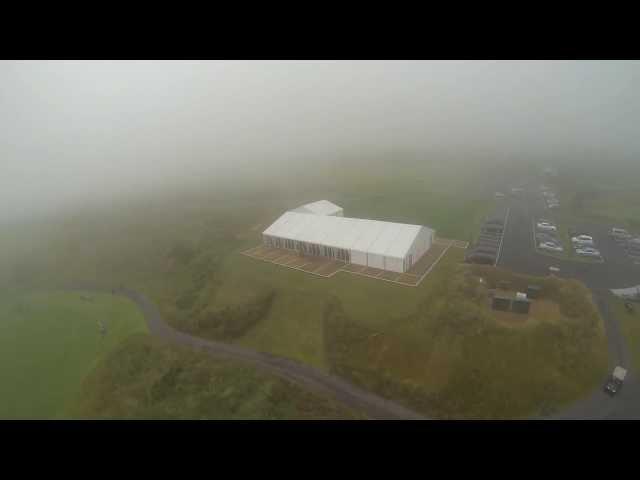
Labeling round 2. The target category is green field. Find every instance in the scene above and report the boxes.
[610,297,640,373]
[0,290,148,419]
[546,164,640,230]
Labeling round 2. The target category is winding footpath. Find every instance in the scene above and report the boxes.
[66,283,425,420]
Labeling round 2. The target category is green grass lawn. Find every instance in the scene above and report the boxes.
[0,290,148,419]
[610,297,640,373]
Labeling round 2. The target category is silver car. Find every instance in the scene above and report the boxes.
[575,247,601,258]
[539,242,564,252]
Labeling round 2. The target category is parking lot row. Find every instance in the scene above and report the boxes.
[535,218,605,261]
[465,206,509,265]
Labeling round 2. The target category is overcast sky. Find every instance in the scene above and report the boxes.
[2,60,639,222]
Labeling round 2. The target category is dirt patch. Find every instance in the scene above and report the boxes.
[380,271,402,281]
[396,274,420,285]
[342,264,367,273]
[314,261,346,276]
[363,267,385,277]
[272,253,299,265]
[287,257,310,268]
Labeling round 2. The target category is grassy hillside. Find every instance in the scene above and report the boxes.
[0,291,147,419]
[0,158,607,419]
[71,334,364,420]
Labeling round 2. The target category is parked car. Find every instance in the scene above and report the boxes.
[536,222,557,232]
[547,203,560,209]
[626,238,640,250]
[539,242,563,252]
[481,226,503,234]
[575,247,601,258]
[571,235,594,246]
[604,366,627,396]
[610,227,630,239]
[572,234,593,242]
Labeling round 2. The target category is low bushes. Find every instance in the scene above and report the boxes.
[195,290,276,341]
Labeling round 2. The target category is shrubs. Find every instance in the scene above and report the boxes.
[322,263,607,419]
[196,290,276,340]
[72,334,359,419]
[174,252,221,312]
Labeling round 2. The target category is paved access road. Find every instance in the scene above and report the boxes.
[65,284,425,420]
[497,184,640,419]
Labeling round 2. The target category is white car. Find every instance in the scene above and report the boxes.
[610,228,631,240]
[537,222,557,232]
[571,235,594,246]
[575,247,601,258]
[539,242,563,252]
[572,234,593,242]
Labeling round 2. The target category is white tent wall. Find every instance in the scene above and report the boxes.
[366,252,385,269]
[351,249,368,267]
[403,227,434,270]
[384,255,405,273]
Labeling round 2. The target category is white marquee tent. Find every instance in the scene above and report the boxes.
[262,202,434,273]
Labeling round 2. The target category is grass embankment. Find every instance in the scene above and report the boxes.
[71,334,364,419]
[205,245,607,419]
[322,262,607,419]
[0,291,147,419]
[609,296,640,373]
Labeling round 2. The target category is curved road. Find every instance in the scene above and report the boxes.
[497,184,640,419]
[66,284,425,420]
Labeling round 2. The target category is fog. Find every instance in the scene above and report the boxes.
[2,60,639,223]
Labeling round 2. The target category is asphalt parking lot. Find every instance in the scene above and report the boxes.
[497,184,640,290]
[496,182,640,419]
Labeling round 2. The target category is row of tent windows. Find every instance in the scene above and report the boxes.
[264,236,350,262]
[265,235,425,273]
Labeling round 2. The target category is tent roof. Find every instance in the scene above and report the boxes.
[292,200,343,216]
[263,211,433,259]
